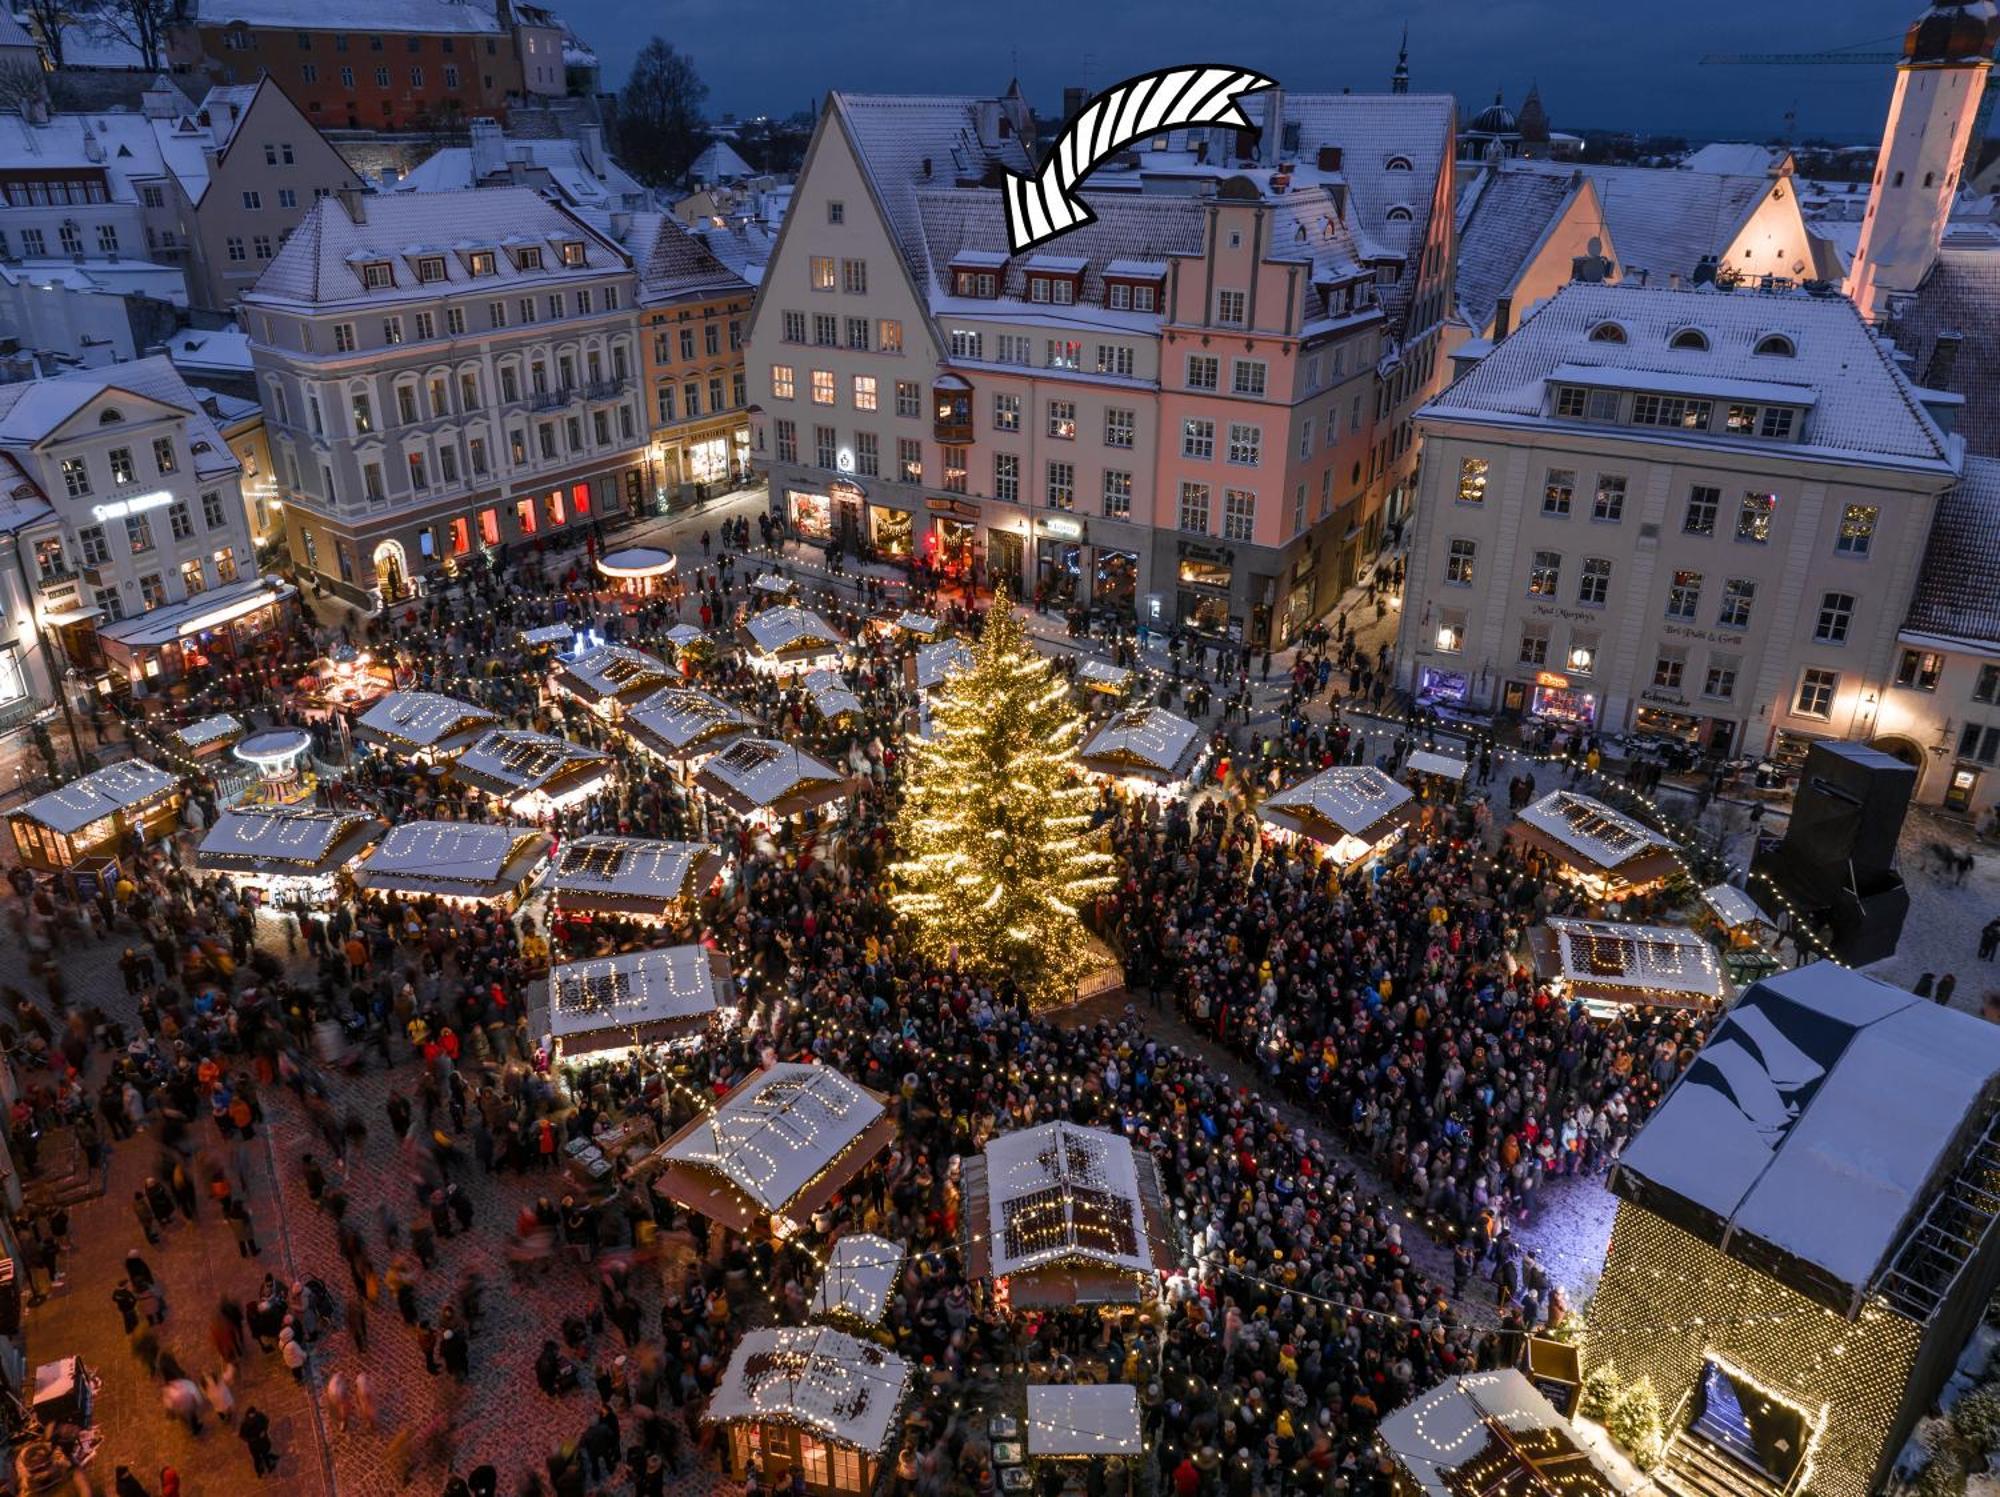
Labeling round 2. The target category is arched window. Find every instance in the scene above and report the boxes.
[98,408,122,423]
[1754,333,1795,357]
[1386,154,1413,171]
[1668,328,1710,351]
[1588,322,1627,344]
[1386,205,1413,222]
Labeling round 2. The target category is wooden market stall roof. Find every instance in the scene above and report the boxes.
[741,606,843,663]
[705,1326,911,1458]
[1511,790,1679,887]
[1405,749,1468,781]
[544,944,731,1056]
[810,1234,905,1327]
[519,623,575,649]
[623,686,754,762]
[449,729,613,806]
[653,1062,894,1234]
[1077,706,1204,786]
[1026,1384,1144,1460]
[1073,657,1131,693]
[804,670,864,720]
[13,759,181,835]
[1702,882,1778,933]
[663,622,708,649]
[552,644,676,708]
[354,691,499,757]
[910,638,974,692]
[196,807,385,878]
[694,737,849,819]
[351,821,551,902]
[1258,766,1416,848]
[548,835,722,917]
[166,713,245,758]
[1377,1370,1630,1497]
[1529,917,1727,1011]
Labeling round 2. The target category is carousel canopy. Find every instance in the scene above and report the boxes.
[659,1062,886,1216]
[1377,1370,1628,1497]
[624,687,754,760]
[595,546,676,580]
[549,835,720,913]
[811,1234,905,1327]
[196,806,384,876]
[356,691,498,754]
[1515,790,1676,882]
[451,729,612,805]
[706,1326,910,1457]
[1532,917,1725,1009]
[1616,963,2000,1314]
[554,644,675,705]
[743,605,841,660]
[168,713,244,752]
[912,638,974,692]
[981,1121,1165,1280]
[15,759,179,834]
[546,945,727,1054]
[1026,1384,1144,1460]
[352,820,550,900]
[1258,766,1414,847]
[804,669,864,720]
[1078,707,1203,785]
[694,737,847,817]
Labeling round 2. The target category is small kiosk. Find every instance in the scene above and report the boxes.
[351,821,552,909]
[1510,790,1680,898]
[623,687,755,770]
[694,738,849,828]
[1024,1384,1144,1465]
[1258,766,1418,869]
[552,644,676,722]
[548,835,723,923]
[891,611,941,641]
[742,607,845,678]
[651,1062,896,1237]
[708,1325,911,1497]
[804,669,864,723]
[195,806,385,905]
[663,622,709,656]
[750,572,799,600]
[520,622,577,653]
[354,691,499,764]
[1529,917,1728,1016]
[1073,657,1132,701]
[1077,707,1205,799]
[811,1234,905,1329]
[165,713,245,763]
[595,546,679,598]
[1376,1370,1629,1497]
[910,639,974,693]
[1404,748,1468,785]
[541,944,731,1060]
[1700,881,1784,983]
[232,727,316,806]
[450,729,614,816]
[9,760,184,874]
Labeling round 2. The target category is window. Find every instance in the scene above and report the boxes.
[459,372,478,410]
[1654,651,1685,689]
[1566,638,1597,675]
[413,311,435,339]
[125,514,154,554]
[1704,658,1739,699]
[1104,408,1134,449]
[1226,423,1262,466]
[1760,408,1796,440]
[374,67,388,87]
[812,315,836,347]
[1446,538,1476,586]
[994,452,1019,502]
[993,394,1020,433]
[1737,491,1777,543]
[1631,394,1711,430]
[1097,345,1135,378]
[781,311,806,344]
[397,385,418,424]
[1519,629,1550,666]
[242,189,262,210]
[1186,355,1219,391]
[1046,340,1080,370]
[852,375,877,412]
[416,255,447,284]
[60,457,90,497]
[1588,322,1627,344]
[443,65,458,88]
[96,223,119,254]
[1048,401,1076,440]
[814,426,835,469]
[841,259,867,294]
[138,573,165,611]
[827,201,844,224]
[1796,667,1839,719]
[1457,456,1488,504]
[1178,482,1210,534]
[1684,485,1719,535]
[1718,578,1755,629]
[1725,403,1760,435]
[557,241,585,268]
[878,320,903,353]
[1215,289,1246,326]
[180,557,206,596]
[1231,360,1266,396]
[1975,664,2000,704]
[149,436,175,476]
[1045,461,1075,510]
[809,256,836,291]
[774,420,796,463]
[855,432,879,478]
[1103,470,1132,518]
[108,446,135,486]
[1223,489,1255,541]
[771,365,795,400]
[897,438,922,483]
[1958,722,2000,765]
[1755,334,1796,357]
[1543,469,1574,516]
[1299,419,1314,460]
[1815,591,1855,644]
[810,370,834,406]
[1667,570,1703,620]
[93,586,122,622]
[202,490,227,529]
[1592,475,1626,522]
[168,502,193,541]
[1669,327,1710,351]
[844,317,868,351]
[1436,615,1465,654]
[77,525,109,566]
[1182,419,1214,460]
[445,306,466,335]
[1836,504,1878,556]
[516,245,544,272]
[896,382,920,419]
[953,270,997,298]
[1528,550,1561,597]
[383,318,404,345]
[1578,557,1611,606]
[407,451,429,491]
[1896,649,1945,691]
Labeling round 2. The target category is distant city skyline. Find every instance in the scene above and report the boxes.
[571,0,1923,143]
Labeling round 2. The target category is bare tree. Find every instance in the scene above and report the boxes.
[17,0,82,68]
[617,38,709,188]
[0,59,46,112]
[84,0,177,73]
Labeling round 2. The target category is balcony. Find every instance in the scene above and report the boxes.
[581,377,628,402]
[933,374,973,445]
[528,387,571,412]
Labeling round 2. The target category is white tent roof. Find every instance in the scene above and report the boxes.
[805,669,864,719]
[744,606,841,657]
[547,946,721,1040]
[454,729,611,797]
[1405,749,1467,780]
[1619,963,2000,1296]
[357,691,497,749]
[811,1234,905,1326]
[707,1326,910,1457]
[985,1122,1154,1278]
[169,713,244,749]
[913,638,974,691]
[1026,1384,1144,1459]
[1260,766,1413,838]
[197,807,375,866]
[551,836,714,903]
[1080,707,1202,778]
[625,686,753,753]
[661,1062,884,1213]
[359,821,537,882]
[1517,790,1670,870]
[1377,1370,1628,1497]
[664,623,707,646]
[16,759,179,834]
[893,611,940,636]
[1541,918,1725,1001]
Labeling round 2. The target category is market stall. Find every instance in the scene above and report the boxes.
[663,622,709,657]
[1073,658,1132,699]
[351,821,553,909]
[232,727,316,806]
[1528,916,1728,1015]
[651,1061,896,1237]
[519,623,577,653]
[1404,749,1468,783]
[750,572,798,600]
[595,546,679,597]
[707,1325,911,1497]
[1376,1370,1630,1497]
[1509,790,1680,897]
[891,611,941,641]
[551,644,676,722]
[694,737,849,828]
[804,669,864,723]
[354,691,499,764]
[909,639,974,693]
[961,1121,1178,1307]
[548,835,723,923]
[811,1234,905,1330]
[1258,766,1418,868]
[449,729,614,816]
[742,606,846,678]
[9,759,184,875]
[1076,707,1206,798]
[540,944,732,1060]
[195,806,385,905]
[1024,1383,1144,1463]
[164,713,244,763]
[1699,882,1784,984]
[622,687,755,770]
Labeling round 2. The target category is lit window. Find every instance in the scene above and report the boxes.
[1456,455,1488,504]
[1736,491,1777,543]
[1527,550,1561,597]
[1795,667,1838,719]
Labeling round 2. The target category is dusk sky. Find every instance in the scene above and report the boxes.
[567,0,1919,143]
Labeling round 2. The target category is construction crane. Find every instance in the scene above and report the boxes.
[1700,51,1901,64]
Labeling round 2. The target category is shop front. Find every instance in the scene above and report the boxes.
[1506,670,1597,729]
[869,505,912,558]
[788,487,832,540]
[925,497,981,580]
[1095,547,1138,614]
[788,478,868,547]
[988,527,1025,597]
[1946,762,1982,814]
[1631,693,1737,758]
[1176,543,1238,640]
[1416,666,1469,709]
[96,576,296,694]
[1037,515,1086,606]
[1280,550,1317,646]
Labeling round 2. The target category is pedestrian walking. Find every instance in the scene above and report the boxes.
[112,1280,138,1333]
[240,1406,277,1476]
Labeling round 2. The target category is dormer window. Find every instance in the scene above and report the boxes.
[1754,333,1796,357]
[1027,276,1075,305]
[1588,321,1627,344]
[1386,206,1413,222]
[1668,327,1710,351]
[468,250,496,277]
[416,255,447,283]
[953,270,998,297]
[558,240,586,267]
[361,260,394,289]
[514,245,543,270]
[1386,155,1413,171]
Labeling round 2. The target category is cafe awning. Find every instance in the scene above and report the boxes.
[97,577,293,653]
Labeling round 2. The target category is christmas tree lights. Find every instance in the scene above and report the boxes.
[890,599,1117,1007]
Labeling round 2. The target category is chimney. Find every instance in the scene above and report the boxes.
[469,116,505,181]
[22,94,47,126]
[576,124,604,178]
[1316,145,1342,172]
[920,157,932,180]
[1492,295,1512,340]
[609,209,631,242]
[1262,86,1284,163]
[336,185,367,224]
[1924,330,1964,390]
[82,128,104,164]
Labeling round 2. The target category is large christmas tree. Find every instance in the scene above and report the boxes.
[891,599,1117,1004]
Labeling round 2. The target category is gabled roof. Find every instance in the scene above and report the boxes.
[812,1234,904,1326]
[661,1062,885,1215]
[191,0,514,34]
[1452,164,1596,334]
[982,1121,1160,1279]
[0,356,238,478]
[13,759,179,834]
[690,139,754,183]
[1904,454,2000,649]
[1681,142,1792,178]
[916,188,1206,313]
[627,211,748,304]
[707,1326,910,1457]
[1506,158,1785,283]
[1885,243,2000,461]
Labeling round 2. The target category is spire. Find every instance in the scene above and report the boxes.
[1391,23,1410,94]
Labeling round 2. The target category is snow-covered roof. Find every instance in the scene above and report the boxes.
[196,807,382,873]
[554,644,675,704]
[1026,1384,1144,1460]
[811,1234,905,1327]
[623,686,753,758]
[1904,455,2000,650]
[190,0,513,33]
[168,713,244,750]
[1073,657,1130,691]
[1505,157,1785,284]
[1452,164,1590,335]
[1538,918,1725,1003]
[1702,882,1775,931]
[1681,142,1791,178]
[356,691,499,752]
[892,611,940,636]
[0,355,237,479]
[1425,281,1956,472]
[664,623,707,647]
[353,820,549,898]
[750,572,797,595]
[1378,1371,1627,1497]
[694,737,845,815]
[985,1122,1156,1280]
[550,835,717,908]
[707,1326,910,1457]
[661,1062,885,1214]
[1617,963,2000,1301]
[626,210,748,303]
[913,638,974,691]
[547,946,723,1046]
[1884,244,2000,462]
[520,623,575,648]
[1259,766,1413,844]
[450,729,611,803]
[396,136,646,213]
[165,327,254,376]
[804,669,863,719]
[98,578,293,650]
[14,759,179,834]
[1405,749,1467,780]
[690,139,755,184]
[742,606,842,659]
[1079,707,1204,782]
[1515,790,1672,873]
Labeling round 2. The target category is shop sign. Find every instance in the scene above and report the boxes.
[1534,670,1570,689]
[829,478,868,504]
[91,489,173,522]
[1528,602,1600,625]
[1041,516,1084,540]
[1180,540,1232,565]
[923,497,980,520]
[1662,622,1745,646]
[1640,687,1691,708]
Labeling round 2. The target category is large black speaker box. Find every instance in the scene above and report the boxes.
[1750,741,1916,963]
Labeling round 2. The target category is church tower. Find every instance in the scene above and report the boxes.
[1390,25,1410,94]
[1847,0,2000,320]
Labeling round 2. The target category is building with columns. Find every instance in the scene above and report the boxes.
[1395,280,1963,770]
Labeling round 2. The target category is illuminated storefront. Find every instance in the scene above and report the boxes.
[788,488,832,540]
[1513,669,1598,728]
[869,505,912,557]
[1177,545,1237,639]
[929,505,977,577]
[1095,549,1138,611]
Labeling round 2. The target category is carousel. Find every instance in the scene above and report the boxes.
[303,645,393,710]
[595,546,679,598]
[231,727,316,806]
